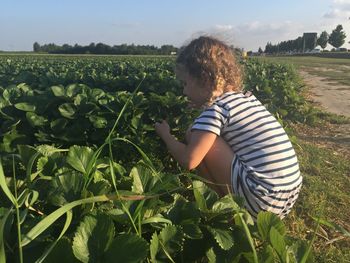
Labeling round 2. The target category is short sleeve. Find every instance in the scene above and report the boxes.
[191,103,228,136]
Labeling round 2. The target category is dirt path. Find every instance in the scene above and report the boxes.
[296,70,350,158]
[298,70,350,117]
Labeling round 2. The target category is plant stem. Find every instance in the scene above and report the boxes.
[238,212,258,263]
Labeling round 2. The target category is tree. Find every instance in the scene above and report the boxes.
[258,47,263,54]
[33,42,40,52]
[317,31,329,50]
[328,24,346,48]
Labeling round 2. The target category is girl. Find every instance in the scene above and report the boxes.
[155,36,302,219]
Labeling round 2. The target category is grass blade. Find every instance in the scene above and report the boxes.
[21,193,150,247]
[0,208,13,263]
[105,75,146,142]
[0,160,16,205]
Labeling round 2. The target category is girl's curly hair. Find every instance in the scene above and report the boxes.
[176,36,243,105]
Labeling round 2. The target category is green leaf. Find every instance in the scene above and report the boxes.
[159,225,184,254]
[0,161,17,205]
[131,115,140,129]
[150,232,159,262]
[279,109,288,117]
[0,208,12,263]
[242,252,256,262]
[48,172,85,206]
[74,94,88,106]
[142,215,172,225]
[206,248,216,263]
[66,146,95,175]
[58,103,76,119]
[26,112,47,127]
[291,240,314,263]
[182,224,203,239]
[192,180,218,211]
[78,102,98,115]
[2,89,11,101]
[35,210,73,263]
[72,213,115,263]
[212,195,240,212]
[88,115,107,129]
[51,85,65,97]
[151,225,184,261]
[269,226,287,262]
[259,245,275,263]
[14,102,36,112]
[0,120,20,134]
[112,138,156,172]
[88,179,112,196]
[166,194,202,239]
[90,89,105,100]
[50,118,69,132]
[37,144,66,156]
[206,226,234,250]
[130,164,154,194]
[17,145,37,168]
[104,233,149,263]
[42,237,79,263]
[21,194,114,247]
[66,84,85,98]
[257,211,285,241]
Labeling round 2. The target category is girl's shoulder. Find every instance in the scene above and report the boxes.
[212,91,244,107]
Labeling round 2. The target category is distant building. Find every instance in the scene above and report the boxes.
[302,33,317,53]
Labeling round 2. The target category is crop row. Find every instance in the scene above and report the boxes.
[0,55,315,262]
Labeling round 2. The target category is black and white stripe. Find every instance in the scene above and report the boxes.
[192,91,302,218]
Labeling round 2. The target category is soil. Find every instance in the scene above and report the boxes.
[298,70,350,117]
[296,70,350,159]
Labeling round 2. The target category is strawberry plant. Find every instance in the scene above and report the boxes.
[0,54,321,262]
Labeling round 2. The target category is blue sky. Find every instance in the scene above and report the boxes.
[1,0,349,51]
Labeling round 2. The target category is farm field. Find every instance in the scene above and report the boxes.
[0,54,350,262]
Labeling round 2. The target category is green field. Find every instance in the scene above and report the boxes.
[260,56,350,86]
[0,54,349,262]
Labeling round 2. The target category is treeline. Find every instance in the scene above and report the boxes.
[33,42,178,55]
[264,24,347,54]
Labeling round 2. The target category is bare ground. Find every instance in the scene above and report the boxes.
[296,70,350,159]
[298,70,350,118]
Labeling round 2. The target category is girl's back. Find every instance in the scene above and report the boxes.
[191,91,302,218]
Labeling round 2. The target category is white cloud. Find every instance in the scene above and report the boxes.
[323,8,350,19]
[333,0,350,8]
[193,21,304,51]
[215,25,234,31]
[323,0,350,19]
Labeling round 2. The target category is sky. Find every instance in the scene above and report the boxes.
[1,0,350,51]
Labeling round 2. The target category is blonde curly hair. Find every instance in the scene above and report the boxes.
[176,36,243,106]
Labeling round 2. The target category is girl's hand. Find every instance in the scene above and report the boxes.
[155,120,171,139]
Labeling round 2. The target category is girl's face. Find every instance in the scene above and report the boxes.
[176,67,209,108]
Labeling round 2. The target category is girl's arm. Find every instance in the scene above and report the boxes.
[155,120,216,170]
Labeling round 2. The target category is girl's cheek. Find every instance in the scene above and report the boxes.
[183,86,188,96]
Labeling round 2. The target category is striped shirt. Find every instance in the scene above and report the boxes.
[191,91,302,219]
